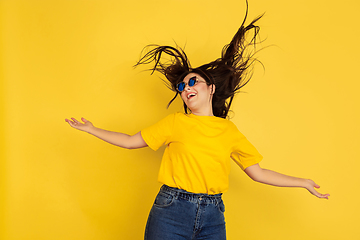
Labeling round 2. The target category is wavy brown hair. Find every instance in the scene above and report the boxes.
[134,3,263,119]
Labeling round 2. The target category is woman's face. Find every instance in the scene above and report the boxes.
[179,73,215,116]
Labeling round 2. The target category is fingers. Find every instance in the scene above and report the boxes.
[314,191,328,199]
[309,185,330,199]
[65,118,75,125]
[313,183,330,199]
[65,117,85,128]
[65,119,76,128]
[65,118,85,124]
[71,118,80,124]
[322,193,330,199]
[304,180,329,199]
[316,192,330,199]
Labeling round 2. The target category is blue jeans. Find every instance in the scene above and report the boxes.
[144,185,226,240]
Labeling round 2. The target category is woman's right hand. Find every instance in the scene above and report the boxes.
[65,117,94,132]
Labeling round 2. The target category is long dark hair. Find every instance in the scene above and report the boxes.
[134,3,263,119]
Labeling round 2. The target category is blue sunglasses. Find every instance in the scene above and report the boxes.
[176,76,198,92]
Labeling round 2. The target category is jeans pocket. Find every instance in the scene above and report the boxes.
[217,199,225,213]
[154,192,175,208]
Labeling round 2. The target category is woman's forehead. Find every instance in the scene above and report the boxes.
[182,73,202,82]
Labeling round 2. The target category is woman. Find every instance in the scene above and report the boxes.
[65,6,329,240]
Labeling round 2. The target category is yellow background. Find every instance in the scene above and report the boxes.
[1,0,359,239]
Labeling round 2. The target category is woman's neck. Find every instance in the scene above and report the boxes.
[190,107,214,116]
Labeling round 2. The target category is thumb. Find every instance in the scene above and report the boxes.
[81,117,89,123]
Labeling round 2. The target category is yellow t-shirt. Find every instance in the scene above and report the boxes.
[141,112,262,194]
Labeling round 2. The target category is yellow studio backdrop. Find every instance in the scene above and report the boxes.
[1,0,359,239]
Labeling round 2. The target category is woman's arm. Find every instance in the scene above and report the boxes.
[244,164,330,199]
[65,117,148,149]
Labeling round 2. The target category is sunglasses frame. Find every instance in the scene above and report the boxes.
[176,76,198,92]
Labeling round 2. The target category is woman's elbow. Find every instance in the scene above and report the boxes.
[125,132,148,149]
[244,164,265,182]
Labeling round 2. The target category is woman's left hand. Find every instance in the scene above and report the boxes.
[245,164,330,199]
[304,179,330,199]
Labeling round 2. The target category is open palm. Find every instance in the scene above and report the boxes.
[65,117,93,132]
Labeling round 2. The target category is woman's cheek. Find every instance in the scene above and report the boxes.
[181,93,189,103]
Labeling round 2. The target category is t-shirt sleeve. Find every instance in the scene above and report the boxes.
[141,114,175,151]
[230,125,263,170]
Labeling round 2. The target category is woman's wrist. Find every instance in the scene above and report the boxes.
[86,125,96,134]
[302,179,314,190]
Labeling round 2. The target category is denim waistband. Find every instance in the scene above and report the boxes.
[160,185,222,204]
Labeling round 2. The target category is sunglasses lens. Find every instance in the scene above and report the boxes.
[177,77,197,92]
[177,82,185,92]
[188,77,196,87]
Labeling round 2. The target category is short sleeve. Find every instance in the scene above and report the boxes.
[230,128,263,170]
[141,114,175,151]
